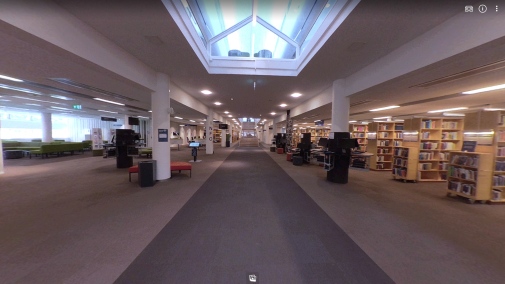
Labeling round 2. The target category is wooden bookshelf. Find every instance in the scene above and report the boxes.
[403,118,463,182]
[447,151,493,203]
[392,146,419,182]
[368,122,403,171]
[349,124,368,152]
[491,125,505,203]
[292,127,330,146]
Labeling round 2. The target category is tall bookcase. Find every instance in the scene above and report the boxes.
[447,152,493,203]
[349,124,368,152]
[368,122,403,171]
[403,118,463,182]
[463,111,505,204]
[292,127,330,145]
[392,146,419,182]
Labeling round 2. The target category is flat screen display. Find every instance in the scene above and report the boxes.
[189,142,200,147]
[128,117,140,125]
[218,124,228,129]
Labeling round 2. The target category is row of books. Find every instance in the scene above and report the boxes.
[392,168,408,177]
[394,141,402,146]
[420,142,438,150]
[448,166,478,181]
[378,148,390,154]
[357,139,366,144]
[451,155,479,167]
[497,147,505,157]
[441,142,457,150]
[442,132,458,140]
[353,126,367,132]
[353,133,366,138]
[448,181,476,196]
[394,148,409,157]
[378,132,390,138]
[395,133,403,139]
[440,162,449,170]
[377,156,390,162]
[419,152,435,160]
[394,158,408,167]
[379,140,390,146]
[495,161,505,171]
[419,163,432,170]
[497,130,505,142]
[394,125,404,130]
[422,120,437,129]
[421,132,431,139]
[493,175,505,186]
[378,125,391,130]
[441,121,459,129]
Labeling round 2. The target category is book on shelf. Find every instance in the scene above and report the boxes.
[421,132,430,139]
[353,126,367,132]
[394,124,404,130]
[394,140,402,146]
[448,166,477,181]
[442,132,458,140]
[495,161,505,171]
[492,189,503,201]
[438,152,450,161]
[420,142,439,150]
[440,142,456,150]
[419,163,432,170]
[497,147,505,157]
[450,155,479,167]
[439,162,449,171]
[392,168,407,177]
[448,181,475,195]
[379,124,390,130]
[378,148,390,154]
[419,152,434,160]
[493,175,505,186]
[422,120,437,129]
[441,121,458,129]
[394,148,408,157]
[499,130,505,142]
[379,132,389,138]
[379,140,390,146]
[395,132,403,139]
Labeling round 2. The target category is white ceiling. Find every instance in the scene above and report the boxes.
[2,0,505,127]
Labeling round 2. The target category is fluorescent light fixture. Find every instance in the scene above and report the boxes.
[394,119,405,122]
[93,98,125,106]
[464,131,494,135]
[228,115,232,117]
[25,103,41,106]
[462,83,505,94]
[0,99,11,102]
[349,120,357,123]
[280,104,287,107]
[484,108,505,111]
[175,116,183,119]
[214,102,222,105]
[373,116,391,120]
[270,112,276,115]
[148,110,152,113]
[427,107,467,113]
[314,120,320,122]
[50,94,73,100]
[200,122,204,124]
[443,112,465,117]
[98,110,118,114]
[290,93,302,98]
[369,105,400,112]
[51,106,71,110]
[403,131,419,135]
[0,74,23,82]
[180,125,185,126]
[0,83,41,95]
[327,123,332,125]
[201,90,212,95]
[190,120,196,122]
[224,111,229,114]
[137,116,149,119]
[11,96,65,105]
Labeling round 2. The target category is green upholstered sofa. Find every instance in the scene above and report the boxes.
[2,141,86,158]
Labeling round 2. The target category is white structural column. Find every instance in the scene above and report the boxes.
[330,79,350,133]
[152,73,171,180]
[41,112,52,142]
[206,109,214,154]
[123,115,132,129]
[0,120,4,174]
[221,126,226,147]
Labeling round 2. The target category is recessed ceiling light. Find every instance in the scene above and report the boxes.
[373,116,391,120]
[270,112,276,115]
[290,93,302,98]
[148,110,152,113]
[175,116,183,119]
[427,107,468,113]
[201,90,212,95]
[190,120,196,122]
[200,122,204,124]
[180,125,185,126]
[443,113,465,117]
[349,120,357,123]
[93,98,125,106]
[369,106,400,112]
[462,83,505,94]
[25,103,41,106]
[303,123,307,124]
[224,111,229,114]
[280,103,287,107]
[0,74,23,82]
[0,83,41,95]
[484,108,505,111]
[214,102,222,105]
[228,115,232,117]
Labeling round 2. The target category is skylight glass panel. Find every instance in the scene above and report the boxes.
[256,0,316,42]
[181,0,206,44]
[196,0,252,37]
[211,22,252,57]
[302,0,336,51]
[253,23,296,59]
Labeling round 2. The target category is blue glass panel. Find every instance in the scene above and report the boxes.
[181,0,206,44]
[195,0,252,37]
[253,23,296,59]
[211,22,252,57]
[302,0,336,50]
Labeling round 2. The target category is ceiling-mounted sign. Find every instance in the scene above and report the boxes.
[73,105,82,110]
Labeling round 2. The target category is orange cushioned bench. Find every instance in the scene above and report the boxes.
[128,161,192,181]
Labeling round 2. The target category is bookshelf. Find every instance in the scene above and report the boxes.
[212,129,222,143]
[463,111,505,204]
[392,146,419,182]
[368,122,403,171]
[447,151,493,203]
[292,127,330,145]
[404,118,463,182]
[349,124,368,152]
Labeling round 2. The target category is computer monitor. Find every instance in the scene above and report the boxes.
[189,142,200,147]
[318,138,328,147]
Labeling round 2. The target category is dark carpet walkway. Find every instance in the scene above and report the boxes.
[114,148,393,283]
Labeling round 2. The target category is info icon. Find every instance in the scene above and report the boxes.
[465,5,473,12]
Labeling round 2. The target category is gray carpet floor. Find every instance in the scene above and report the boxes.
[114,147,393,283]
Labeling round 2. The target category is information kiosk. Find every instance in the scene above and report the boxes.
[189,142,200,162]
[325,132,358,184]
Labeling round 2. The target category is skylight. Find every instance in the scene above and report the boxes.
[165,0,359,76]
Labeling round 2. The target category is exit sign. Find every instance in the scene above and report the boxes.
[73,105,82,110]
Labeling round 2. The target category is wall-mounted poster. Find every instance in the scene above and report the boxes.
[91,128,103,150]
[158,129,168,142]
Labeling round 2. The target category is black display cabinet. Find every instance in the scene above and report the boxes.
[326,132,358,184]
[115,129,135,168]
